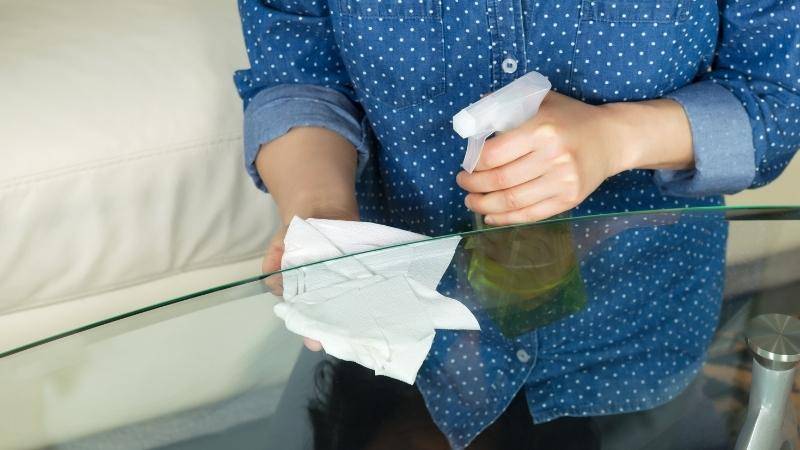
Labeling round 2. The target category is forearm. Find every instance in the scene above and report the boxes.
[257,126,360,224]
[601,99,695,174]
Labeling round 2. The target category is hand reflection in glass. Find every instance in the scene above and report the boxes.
[465,215,587,337]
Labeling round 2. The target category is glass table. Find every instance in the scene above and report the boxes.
[1,206,799,450]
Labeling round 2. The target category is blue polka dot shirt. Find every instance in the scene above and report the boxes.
[417,210,727,447]
[233,0,799,446]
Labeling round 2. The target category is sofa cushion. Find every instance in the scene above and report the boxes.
[0,0,276,313]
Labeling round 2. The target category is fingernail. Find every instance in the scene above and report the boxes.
[484,216,495,225]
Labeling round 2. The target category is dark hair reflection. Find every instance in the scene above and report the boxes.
[307,359,600,450]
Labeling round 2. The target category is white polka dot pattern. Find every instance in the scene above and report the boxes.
[236,0,798,237]
[233,0,800,444]
[417,211,727,448]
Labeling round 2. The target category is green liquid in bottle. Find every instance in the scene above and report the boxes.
[466,213,587,337]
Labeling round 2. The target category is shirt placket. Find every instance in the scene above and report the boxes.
[486,0,527,88]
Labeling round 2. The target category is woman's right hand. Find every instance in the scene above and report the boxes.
[255,126,362,353]
[263,208,359,353]
[262,224,288,276]
[263,224,326,351]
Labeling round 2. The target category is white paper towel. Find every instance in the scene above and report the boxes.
[273,217,480,384]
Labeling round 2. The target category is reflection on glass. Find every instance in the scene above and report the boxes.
[403,209,729,448]
[466,216,586,337]
[306,359,602,450]
[0,207,797,450]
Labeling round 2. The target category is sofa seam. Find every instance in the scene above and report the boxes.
[0,134,243,191]
[3,250,266,315]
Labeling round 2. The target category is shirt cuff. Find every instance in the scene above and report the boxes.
[654,81,756,197]
[243,84,372,192]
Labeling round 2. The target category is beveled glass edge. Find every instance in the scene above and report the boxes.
[2,205,798,359]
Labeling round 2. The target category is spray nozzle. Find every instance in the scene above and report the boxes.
[453,71,551,172]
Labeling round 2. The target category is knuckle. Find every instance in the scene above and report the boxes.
[467,194,485,212]
[565,191,581,205]
[536,123,561,141]
[524,212,541,224]
[562,164,578,181]
[458,174,475,191]
[564,185,582,204]
[520,208,541,222]
[481,141,500,165]
[492,168,510,189]
[485,150,503,169]
[552,147,573,165]
[562,179,581,205]
[504,188,523,210]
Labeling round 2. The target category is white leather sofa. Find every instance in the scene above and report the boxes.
[0,0,797,447]
[0,2,288,447]
[0,0,279,350]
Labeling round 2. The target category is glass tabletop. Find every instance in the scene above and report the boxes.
[1,206,799,450]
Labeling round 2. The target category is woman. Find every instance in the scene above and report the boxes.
[234,0,798,446]
[235,0,798,238]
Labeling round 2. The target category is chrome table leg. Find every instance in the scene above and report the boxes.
[736,314,800,450]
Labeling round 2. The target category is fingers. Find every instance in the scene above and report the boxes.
[263,227,288,295]
[262,227,287,274]
[484,197,571,226]
[464,172,563,215]
[264,272,284,296]
[457,149,553,193]
[262,243,284,274]
[473,123,558,171]
[267,226,322,352]
[474,158,584,224]
[263,243,284,295]
[304,337,323,352]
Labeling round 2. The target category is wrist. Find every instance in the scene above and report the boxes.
[279,189,359,225]
[597,102,643,175]
[600,99,695,173]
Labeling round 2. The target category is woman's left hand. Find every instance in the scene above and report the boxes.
[455,91,693,225]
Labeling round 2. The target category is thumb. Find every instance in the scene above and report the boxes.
[262,226,288,274]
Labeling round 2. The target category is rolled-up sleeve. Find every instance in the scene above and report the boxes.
[234,0,373,192]
[243,84,372,192]
[655,82,756,196]
[654,0,800,197]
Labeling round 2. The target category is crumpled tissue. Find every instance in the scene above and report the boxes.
[273,217,480,384]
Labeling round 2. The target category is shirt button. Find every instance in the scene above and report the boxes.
[502,57,518,74]
[516,349,531,363]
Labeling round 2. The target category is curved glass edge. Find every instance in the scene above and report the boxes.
[1,205,798,359]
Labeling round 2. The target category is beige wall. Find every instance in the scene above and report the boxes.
[726,155,800,206]
[725,155,799,272]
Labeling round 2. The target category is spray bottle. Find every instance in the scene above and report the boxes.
[454,71,586,336]
[453,71,551,173]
